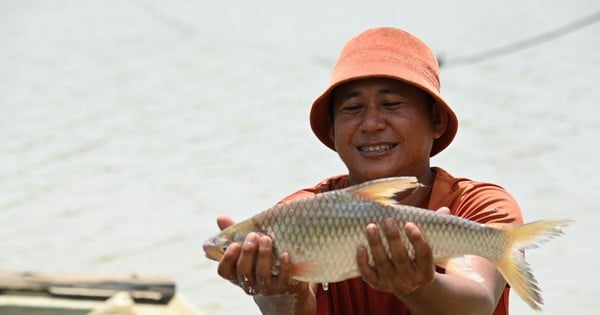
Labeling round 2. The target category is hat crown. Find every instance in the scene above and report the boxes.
[331,28,440,93]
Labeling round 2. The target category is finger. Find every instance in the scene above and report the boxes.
[435,207,451,215]
[365,222,399,284]
[217,242,241,282]
[405,222,434,282]
[365,223,390,267]
[217,215,235,231]
[276,254,311,296]
[383,218,414,277]
[356,244,378,284]
[255,236,275,292]
[237,233,259,294]
[275,252,293,291]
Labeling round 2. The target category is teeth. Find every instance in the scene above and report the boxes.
[360,144,393,152]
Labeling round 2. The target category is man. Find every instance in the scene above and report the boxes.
[215,27,522,315]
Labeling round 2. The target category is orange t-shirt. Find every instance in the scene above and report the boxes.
[279,167,523,315]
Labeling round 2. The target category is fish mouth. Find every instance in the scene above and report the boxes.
[358,143,397,153]
[202,241,224,262]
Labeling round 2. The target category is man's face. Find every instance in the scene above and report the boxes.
[330,78,444,184]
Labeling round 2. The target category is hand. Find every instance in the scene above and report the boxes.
[356,207,451,297]
[215,215,310,296]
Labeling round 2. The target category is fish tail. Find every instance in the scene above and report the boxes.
[496,219,572,310]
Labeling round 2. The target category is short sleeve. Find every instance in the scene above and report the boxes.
[428,167,523,227]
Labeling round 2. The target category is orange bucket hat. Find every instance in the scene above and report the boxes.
[310,27,458,156]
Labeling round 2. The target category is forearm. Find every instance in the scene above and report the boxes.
[253,284,316,315]
[399,272,499,315]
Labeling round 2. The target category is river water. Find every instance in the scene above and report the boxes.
[1,0,599,314]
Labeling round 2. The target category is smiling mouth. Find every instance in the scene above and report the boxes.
[358,143,396,153]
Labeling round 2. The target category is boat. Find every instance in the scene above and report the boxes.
[0,271,201,315]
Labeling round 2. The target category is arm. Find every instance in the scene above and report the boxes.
[215,216,316,315]
[400,254,505,315]
[356,212,506,315]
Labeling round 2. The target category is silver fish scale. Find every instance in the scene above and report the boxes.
[253,190,507,283]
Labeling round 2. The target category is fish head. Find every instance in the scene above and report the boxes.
[203,234,230,261]
[203,218,262,262]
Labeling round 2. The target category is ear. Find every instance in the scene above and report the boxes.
[432,103,448,140]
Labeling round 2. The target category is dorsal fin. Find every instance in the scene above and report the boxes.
[345,177,423,206]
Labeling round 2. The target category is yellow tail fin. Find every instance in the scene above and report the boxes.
[496,219,572,310]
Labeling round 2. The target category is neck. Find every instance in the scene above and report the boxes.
[347,168,435,206]
[348,167,435,186]
[417,167,434,188]
[395,167,433,207]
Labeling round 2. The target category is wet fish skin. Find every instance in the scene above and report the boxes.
[203,177,571,310]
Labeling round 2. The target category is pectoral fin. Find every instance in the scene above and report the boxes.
[436,256,484,283]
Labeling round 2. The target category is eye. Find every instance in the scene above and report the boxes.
[220,244,228,252]
[382,102,402,109]
[340,103,363,114]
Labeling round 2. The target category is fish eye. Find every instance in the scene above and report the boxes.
[221,244,228,252]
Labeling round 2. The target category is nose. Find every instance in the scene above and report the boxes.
[360,106,386,131]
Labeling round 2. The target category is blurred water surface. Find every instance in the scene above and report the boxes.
[1,0,599,314]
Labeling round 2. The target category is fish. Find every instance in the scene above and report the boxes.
[203,176,571,310]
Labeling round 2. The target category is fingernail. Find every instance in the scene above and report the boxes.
[280,252,289,264]
[259,237,269,248]
[385,218,396,231]
[246,233,257,245]
[366,223,377,234]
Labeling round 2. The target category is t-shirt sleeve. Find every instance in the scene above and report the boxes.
[429,168,523,227]
[452,182,523,226]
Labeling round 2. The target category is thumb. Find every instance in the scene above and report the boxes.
[436,206,451,215]
[217,215,235,231]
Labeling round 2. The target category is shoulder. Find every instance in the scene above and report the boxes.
[432,167,514,201]
[277,174,350,204]
[430,167,523,226]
